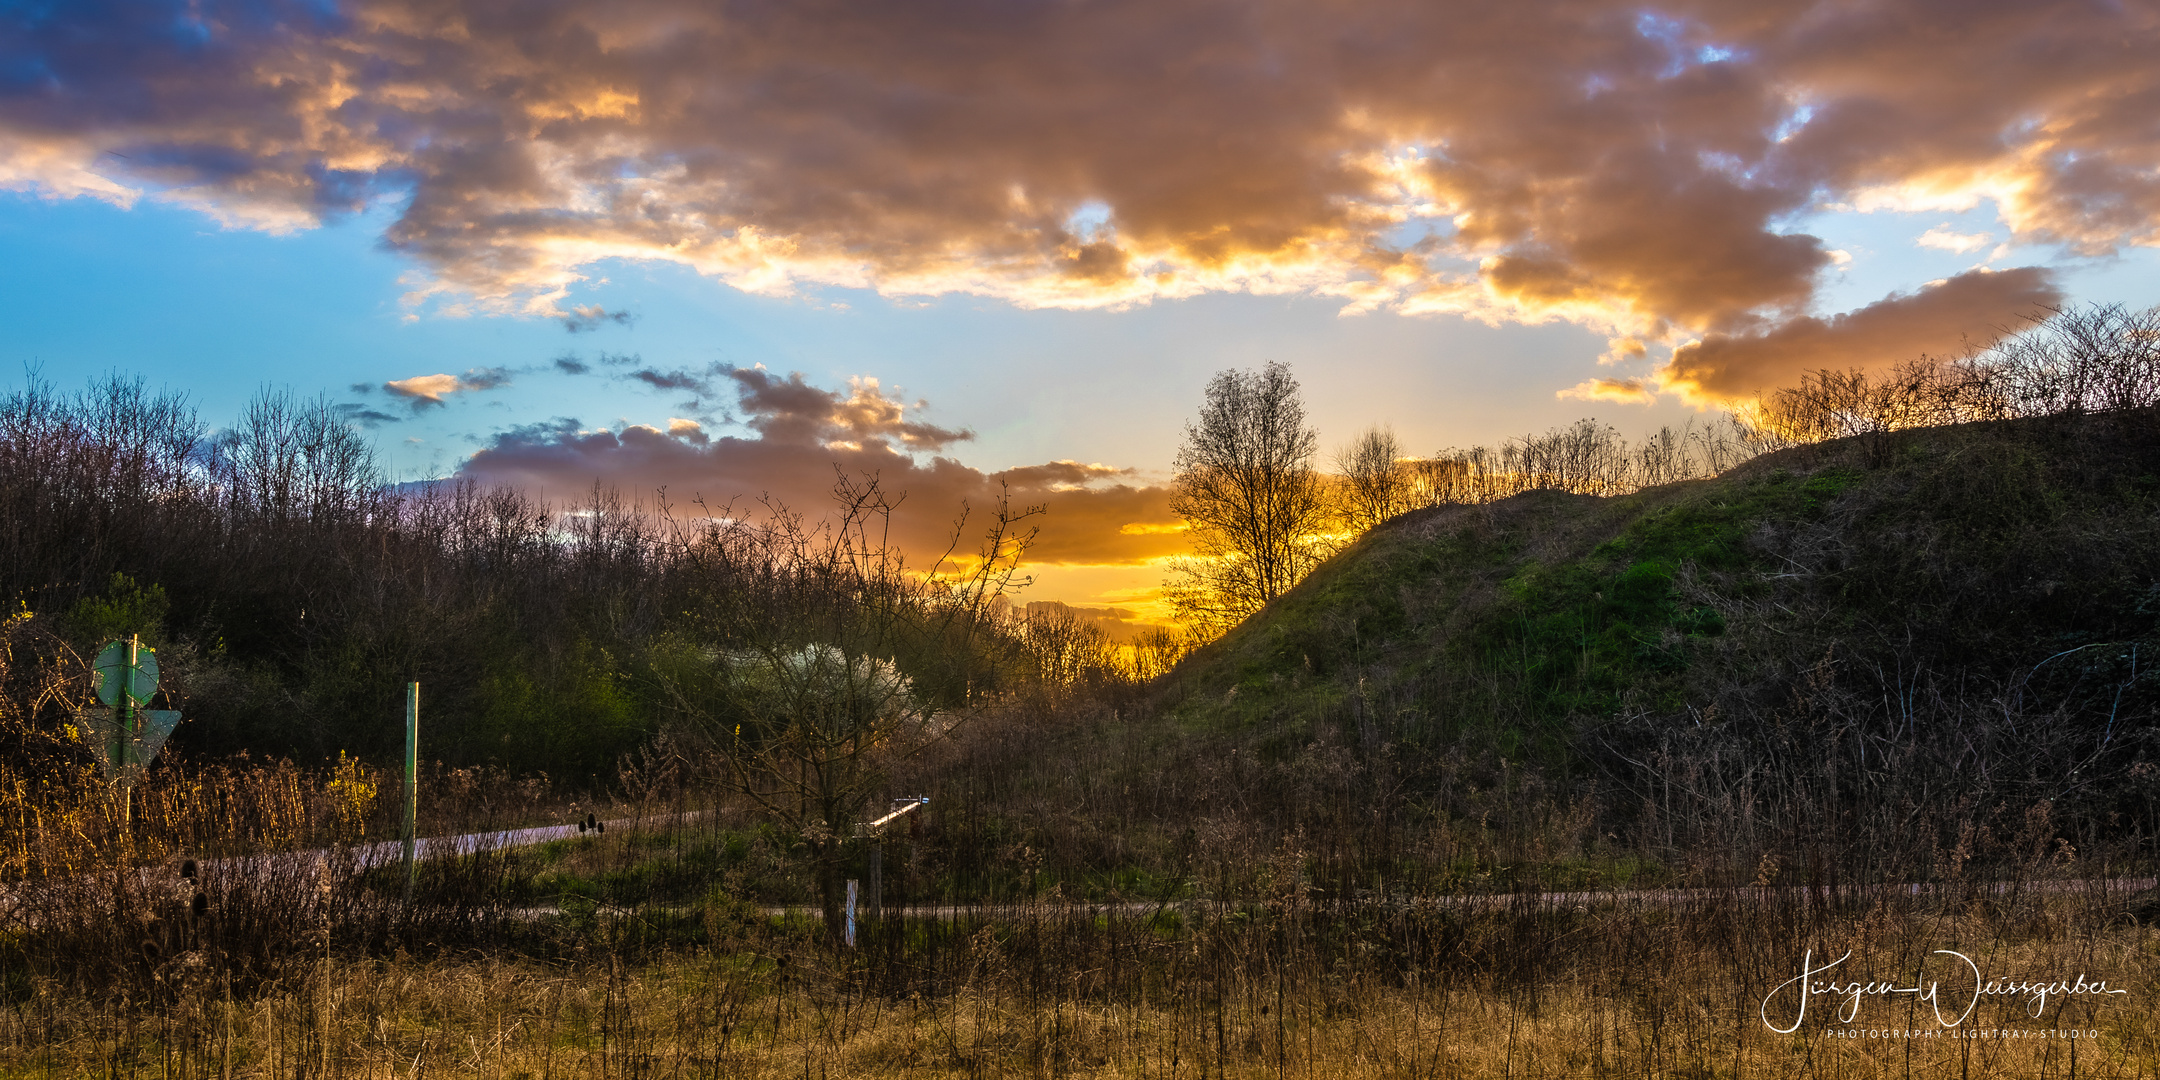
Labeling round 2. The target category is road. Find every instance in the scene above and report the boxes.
[8,810,2150,929]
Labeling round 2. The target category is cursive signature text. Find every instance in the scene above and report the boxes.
[1760,949,2127,1033]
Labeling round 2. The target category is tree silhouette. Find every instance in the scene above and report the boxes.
[1163,362,1328,634]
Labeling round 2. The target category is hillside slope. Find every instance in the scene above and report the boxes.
[1116,407,2160,876]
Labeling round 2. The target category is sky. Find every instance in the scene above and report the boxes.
[4,0,2158,629]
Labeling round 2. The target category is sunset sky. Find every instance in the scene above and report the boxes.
[5,0,2158,627]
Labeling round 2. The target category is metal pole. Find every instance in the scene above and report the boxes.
[121,635,139,762]
[402,682,418,905]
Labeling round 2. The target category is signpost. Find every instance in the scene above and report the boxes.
[78,634,182,822]
[849,796,928,940]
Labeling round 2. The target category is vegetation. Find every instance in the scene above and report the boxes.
[7,749,2159,1079]
[655,473,1035,937]
[0,378,1105,782]
[1333,424,1419,534]
[6,299,2160,1076]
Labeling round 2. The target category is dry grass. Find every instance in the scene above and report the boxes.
[8,866,2160,1078]
[8,640,2160,1079]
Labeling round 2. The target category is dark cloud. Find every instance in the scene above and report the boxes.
[629,367,717,394]
[597,352,641,367]
[727,368,972,452]
[336,403,405,427]
[4,0,2155,395]
[560,304,637,333]
[1662,267,2065,400]
[497,416,585,443]
[459,366,515,391]
[457,373,1177,566]
[552,354,590,375]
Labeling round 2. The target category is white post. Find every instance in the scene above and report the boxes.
[845,879,859,947]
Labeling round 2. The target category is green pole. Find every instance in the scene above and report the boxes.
[402,682,418,904]
[118,634,140,825]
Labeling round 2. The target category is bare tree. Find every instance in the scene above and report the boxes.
[1992,302,2160,417]
[1163,362,1328,633]
[214,389,380,528]
[1018,602,1118,700]
[1334,424,1414,534]
[1127,626,1196,683]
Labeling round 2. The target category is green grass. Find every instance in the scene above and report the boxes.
[1464,465,1867,723]
[508,825,805,908]
[1165,463,1874,764]
[504,819,1199,911]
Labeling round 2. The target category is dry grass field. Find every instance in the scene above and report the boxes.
[5,763,2160,1079]
[7,892,2158,1078]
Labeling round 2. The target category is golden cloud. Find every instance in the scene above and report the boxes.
[1558,378,1658,406]
[1659,268,2064,402]
[3,0,2154,394]
[384,374,463,404]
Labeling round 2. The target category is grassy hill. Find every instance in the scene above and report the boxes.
[911,407,2160,896]
[1186,404,2160,736]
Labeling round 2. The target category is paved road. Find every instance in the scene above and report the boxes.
[0,809,708,928]
[10,810,2150,929]
[342,809,711,870]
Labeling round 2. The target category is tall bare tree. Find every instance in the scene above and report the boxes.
[1163,362,1328,633]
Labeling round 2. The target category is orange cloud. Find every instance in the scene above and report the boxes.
[1021,600,1166,643]
[1660,267,2064,402]
[3,0,2154,390]
[383,367,515,407]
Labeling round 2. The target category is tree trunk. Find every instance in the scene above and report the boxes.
[815,841,845,945]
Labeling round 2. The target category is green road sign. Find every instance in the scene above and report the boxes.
[77,706,182,779]
[82,637,181,790]
[92,639,159,707]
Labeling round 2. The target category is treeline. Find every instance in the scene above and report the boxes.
[1331,414,1757,529]
[0,377,1136,781]
[1331,301,2160,521]
[0,378,677,775]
